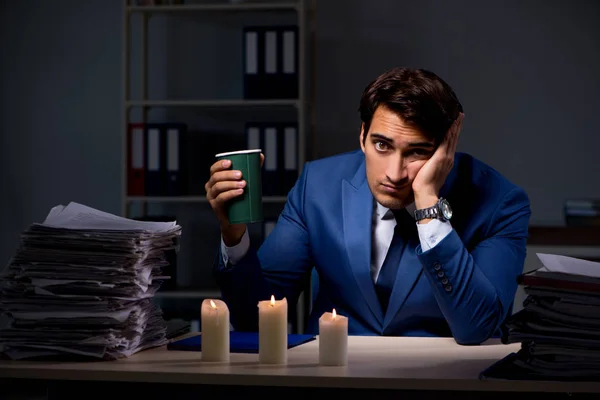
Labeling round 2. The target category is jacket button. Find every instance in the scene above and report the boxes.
[433,262,441,271]
[437,271,445,278]
[444,285,453,292]
[441,277,449,285]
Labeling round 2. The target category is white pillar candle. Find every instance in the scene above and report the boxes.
[257,295,288,364]
[201,299,230,362]
[319,309,348,366]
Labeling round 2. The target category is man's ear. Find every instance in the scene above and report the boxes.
[360,123,366,153]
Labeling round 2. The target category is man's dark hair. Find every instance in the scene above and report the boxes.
[359,67,463,144]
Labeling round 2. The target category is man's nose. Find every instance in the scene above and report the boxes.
[385,154,408,184]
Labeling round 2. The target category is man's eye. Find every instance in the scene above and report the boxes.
[410,149,429,157]
[374,141,389,151]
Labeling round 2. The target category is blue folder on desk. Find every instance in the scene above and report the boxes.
[167,332,316,353]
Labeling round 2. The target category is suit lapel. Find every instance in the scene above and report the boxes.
[342,174,384,326]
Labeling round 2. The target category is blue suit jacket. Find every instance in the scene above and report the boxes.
[213,150,531,344]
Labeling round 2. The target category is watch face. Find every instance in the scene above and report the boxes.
[440,199,453,220]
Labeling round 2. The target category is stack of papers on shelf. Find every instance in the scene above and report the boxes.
[483,253,600,380]
[0,202,182,360]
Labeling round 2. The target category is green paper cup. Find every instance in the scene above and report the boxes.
[215,149,263,224]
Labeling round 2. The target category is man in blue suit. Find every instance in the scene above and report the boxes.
[205,67,531,345]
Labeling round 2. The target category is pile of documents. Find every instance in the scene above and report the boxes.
[500,253,600,379]
[0,202,182,360]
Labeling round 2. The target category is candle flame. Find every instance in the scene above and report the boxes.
[270,295,275,306]
[332,308,337,319]
[210,300,217,309]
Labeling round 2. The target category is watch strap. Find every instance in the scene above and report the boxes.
[414,205,441,221]
[414,198,451,221]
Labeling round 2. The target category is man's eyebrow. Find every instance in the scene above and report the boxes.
[407,141,435,148]
[370,133,394,143]
[370,133,435,148]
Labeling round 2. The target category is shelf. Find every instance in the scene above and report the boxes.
[154,289,221,299]
[126,99,299,108]
[127,2,299,13]
[127,195,288,203]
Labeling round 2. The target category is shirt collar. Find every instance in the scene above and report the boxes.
[375,200,416,221]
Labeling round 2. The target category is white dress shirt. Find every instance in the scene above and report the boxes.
[370,202,452,282]
[221,201,453,282]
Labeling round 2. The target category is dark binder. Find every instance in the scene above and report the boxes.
[518,269,600,294]
[164,123,187,196]
[262,124,280,196]
[246,123,261,152]
[144,123,166,196]
[243,25,298,99]
[263,27,278,98]
[245,122,298,196]
[280,122,298,194]
[243,27,264,99]
[127,122,145,196]
[278,26,298,99]
[246,122,277,196]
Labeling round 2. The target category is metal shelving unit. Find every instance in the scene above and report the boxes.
[122,0,313,217]
[122,0,315,333]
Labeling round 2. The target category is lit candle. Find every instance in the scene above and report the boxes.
[257,295,288,364]
[200,299,230,362]
[319,308,348,366]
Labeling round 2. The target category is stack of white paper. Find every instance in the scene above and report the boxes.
[0,202,182,360]
[502,253,600,378]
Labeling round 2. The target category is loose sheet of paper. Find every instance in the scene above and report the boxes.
[536,253,600,278]
[42,202,177,233]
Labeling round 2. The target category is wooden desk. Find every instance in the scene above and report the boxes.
[0,336,599,399]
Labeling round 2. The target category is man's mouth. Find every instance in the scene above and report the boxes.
[381,183,406,193]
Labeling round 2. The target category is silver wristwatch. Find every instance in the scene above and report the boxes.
[414,198,453,222]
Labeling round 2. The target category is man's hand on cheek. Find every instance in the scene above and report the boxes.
[412,113,464,209]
